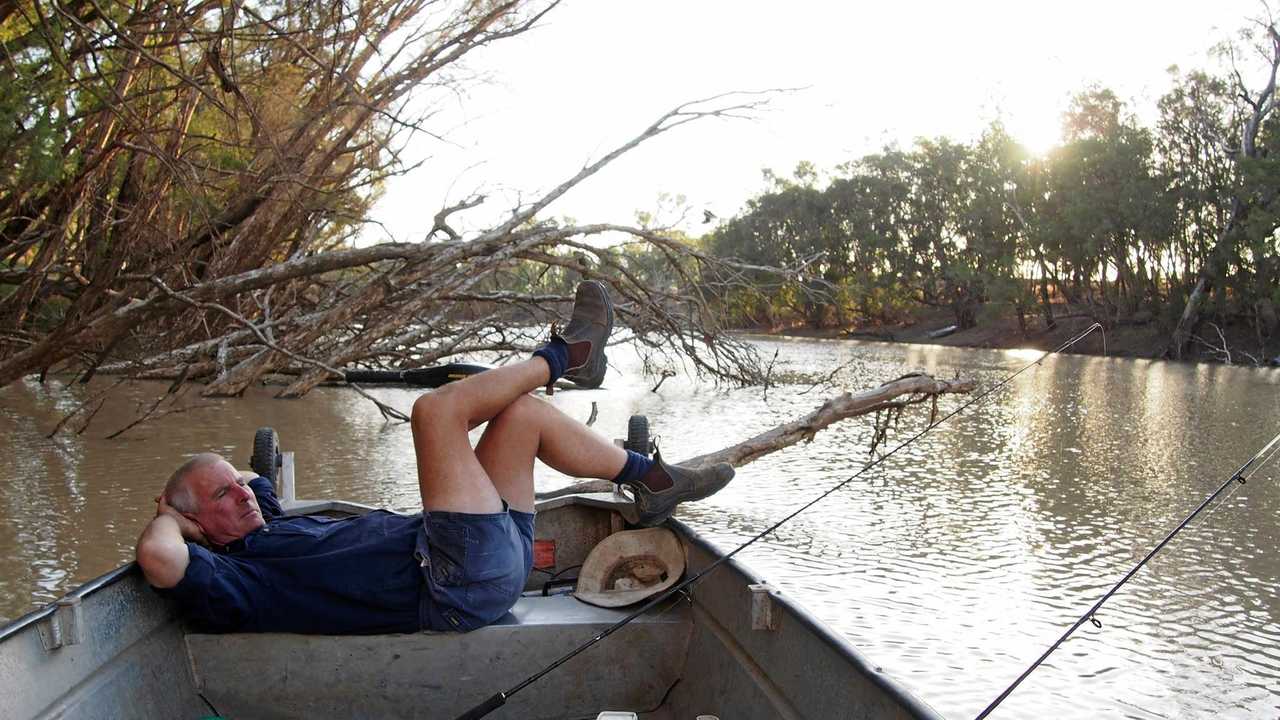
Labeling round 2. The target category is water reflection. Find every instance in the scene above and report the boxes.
[1,340,1278,718]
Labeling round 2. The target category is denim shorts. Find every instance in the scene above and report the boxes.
[416,504,535,632]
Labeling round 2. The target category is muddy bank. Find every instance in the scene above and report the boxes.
[753,304,1280,366]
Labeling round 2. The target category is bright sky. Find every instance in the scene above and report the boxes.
[367,0,1261,243]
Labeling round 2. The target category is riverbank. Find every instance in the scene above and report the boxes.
[756,303,1280,366]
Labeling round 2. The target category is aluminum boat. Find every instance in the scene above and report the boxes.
[1,450,943,719]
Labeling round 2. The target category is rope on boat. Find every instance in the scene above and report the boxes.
[455,323,1107,720]
[973,427,1280,719]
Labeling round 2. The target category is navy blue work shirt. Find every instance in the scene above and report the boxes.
[159,476,428,634]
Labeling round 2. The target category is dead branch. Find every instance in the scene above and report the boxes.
[651,369,675,393]
[146,276,410,421]
[105,367,193,439]
[797,357,857,395]
[46,378,127,438]
[536,372,975,499]
[684,373,976,468]
[1189,321,1265,366]
[0,0,799,438]
[106,398,221,440]
[493,90,791,238]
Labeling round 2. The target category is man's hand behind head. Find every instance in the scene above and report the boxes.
[156,494,208,546]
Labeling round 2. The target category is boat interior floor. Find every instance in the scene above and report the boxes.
[190,594,692,720]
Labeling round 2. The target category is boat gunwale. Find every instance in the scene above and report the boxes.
[0,563,138,643]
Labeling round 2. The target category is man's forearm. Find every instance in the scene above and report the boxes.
[135,514,191,589]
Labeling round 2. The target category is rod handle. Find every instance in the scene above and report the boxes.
[455,693,505,720]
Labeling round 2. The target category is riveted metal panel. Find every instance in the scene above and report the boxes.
[0,568,207,720]
[665,520,945,720]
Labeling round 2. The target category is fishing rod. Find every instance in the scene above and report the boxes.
[455,323,1106,720]
[973,426,1280,719]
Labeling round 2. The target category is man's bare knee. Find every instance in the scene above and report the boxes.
[491,393,544,426]
[478,394,545,447]
[411,391,459,432]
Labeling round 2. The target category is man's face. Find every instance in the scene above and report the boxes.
[184,459,265,545]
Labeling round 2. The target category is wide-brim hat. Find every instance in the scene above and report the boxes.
[574,527,686,608]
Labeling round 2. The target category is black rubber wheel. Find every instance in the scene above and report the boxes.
[624,415,650,457]
[250,427,281,482]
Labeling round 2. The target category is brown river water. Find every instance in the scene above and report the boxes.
[1,337,1278,719]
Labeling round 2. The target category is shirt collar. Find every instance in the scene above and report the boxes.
[215,525,267,554]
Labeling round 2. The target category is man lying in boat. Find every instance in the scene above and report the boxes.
[134,281,734,634]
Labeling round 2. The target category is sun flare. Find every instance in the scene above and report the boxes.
[1007,113,1064,157]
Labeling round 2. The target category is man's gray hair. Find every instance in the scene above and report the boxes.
[164,453,224,513]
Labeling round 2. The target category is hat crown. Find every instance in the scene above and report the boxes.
[574,528,685,608]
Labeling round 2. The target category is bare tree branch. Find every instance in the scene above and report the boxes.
[536,372,975,499]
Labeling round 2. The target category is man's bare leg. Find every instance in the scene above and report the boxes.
[410,357,557,514]
[412,281,615,516]
[474,394,627,513]
[409,281,730,527]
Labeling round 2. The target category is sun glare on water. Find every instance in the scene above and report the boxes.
[1005,347,1047,362]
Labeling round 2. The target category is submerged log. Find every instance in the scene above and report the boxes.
[535,372,975,500]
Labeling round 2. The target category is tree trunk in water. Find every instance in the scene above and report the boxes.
[1168,276,1210,360]
[952,301,977,330]
[1038,275,1056,330]
[536,372,977,499]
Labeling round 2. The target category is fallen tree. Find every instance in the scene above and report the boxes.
[537,372,976,500]
[0,1,809,434]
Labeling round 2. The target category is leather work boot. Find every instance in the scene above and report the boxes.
[623,449,736,527]
[552,281,613,390]
[565,352,608,388]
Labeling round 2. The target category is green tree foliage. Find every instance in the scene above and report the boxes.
[1156,68,1238,289]
[706,54,1280,357]
[1043,88,1169,318]
[708,165,845,327]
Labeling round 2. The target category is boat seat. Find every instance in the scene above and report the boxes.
[490,592,641,625]
[185,595,691,720]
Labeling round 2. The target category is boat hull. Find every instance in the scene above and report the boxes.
[0,496,942,720]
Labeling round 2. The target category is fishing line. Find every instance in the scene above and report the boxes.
[973,426,1280,720]
[1198,436,1278,532]
[455,323,1105,720]
[1145,435,1275,572]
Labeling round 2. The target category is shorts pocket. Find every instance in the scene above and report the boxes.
[421,522,468,587]
[418,511,528,631]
